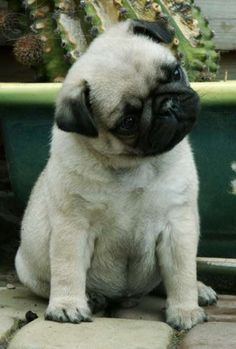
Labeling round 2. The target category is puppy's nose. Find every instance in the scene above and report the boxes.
[153,97,180,120]
[161,98,179,112]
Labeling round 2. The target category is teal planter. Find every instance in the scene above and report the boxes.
[0,82,236,258]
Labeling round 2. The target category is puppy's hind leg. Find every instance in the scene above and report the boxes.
[15,249,50,299]
[198,281,218,306]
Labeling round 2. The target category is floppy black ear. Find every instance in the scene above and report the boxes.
[55,82,98,137]
[131,19,174,44]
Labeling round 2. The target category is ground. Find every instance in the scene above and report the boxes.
[0,269,236,349]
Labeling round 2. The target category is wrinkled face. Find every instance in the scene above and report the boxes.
[56,20,200,159]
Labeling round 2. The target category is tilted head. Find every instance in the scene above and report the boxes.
[55,19,200,159]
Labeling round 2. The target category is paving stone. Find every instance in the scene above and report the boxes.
[179,322,236,349]
[0,286,46,320]
[112,295,165,321]
[0,315,18,346]
[2,284,236,349]
[0,286,47,346]
[110,293,236,323]
[205,294,236,322]
[8,318,174,349]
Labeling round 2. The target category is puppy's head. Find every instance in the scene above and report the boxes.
[55,20,200,158]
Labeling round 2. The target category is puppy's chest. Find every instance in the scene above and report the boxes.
[87,216,160,298]
[84,167,187,297]
[88,185,157,234]
[86,185,163,297]
[83,167,177,236]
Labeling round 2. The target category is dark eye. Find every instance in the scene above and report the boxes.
[117,115,137,134]
[120,115,136,129]
[173,66,182,81]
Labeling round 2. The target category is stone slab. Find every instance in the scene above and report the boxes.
[0,286,46,346]
[8,318,173,349]
[205,295,236,322]
[0,286,46,320]
[179,322,236,349]
[0,315,17,346]
[112,295,166,322]
[110,294,236,323]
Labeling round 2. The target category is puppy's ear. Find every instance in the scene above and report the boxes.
[131,19,174,44]
[55,81,98,137]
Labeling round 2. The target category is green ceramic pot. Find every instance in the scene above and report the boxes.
[0,82,236,258]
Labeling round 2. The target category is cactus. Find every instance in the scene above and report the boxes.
[22,0,70,81]
[0,8,28,42]
[3,0,219,82]
[13,34,43,67]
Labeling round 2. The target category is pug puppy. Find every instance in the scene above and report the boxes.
[15,19,217,330]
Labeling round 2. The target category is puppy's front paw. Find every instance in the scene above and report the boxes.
[45,299,92,324]
[198,281,218,306]
[166,305,207,331]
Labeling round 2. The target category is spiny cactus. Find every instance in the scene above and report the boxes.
[160,0,219,81]
[0,9,28,41]
[21,0,70,81]
[3,0,219,82]
[13,34,43,67]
